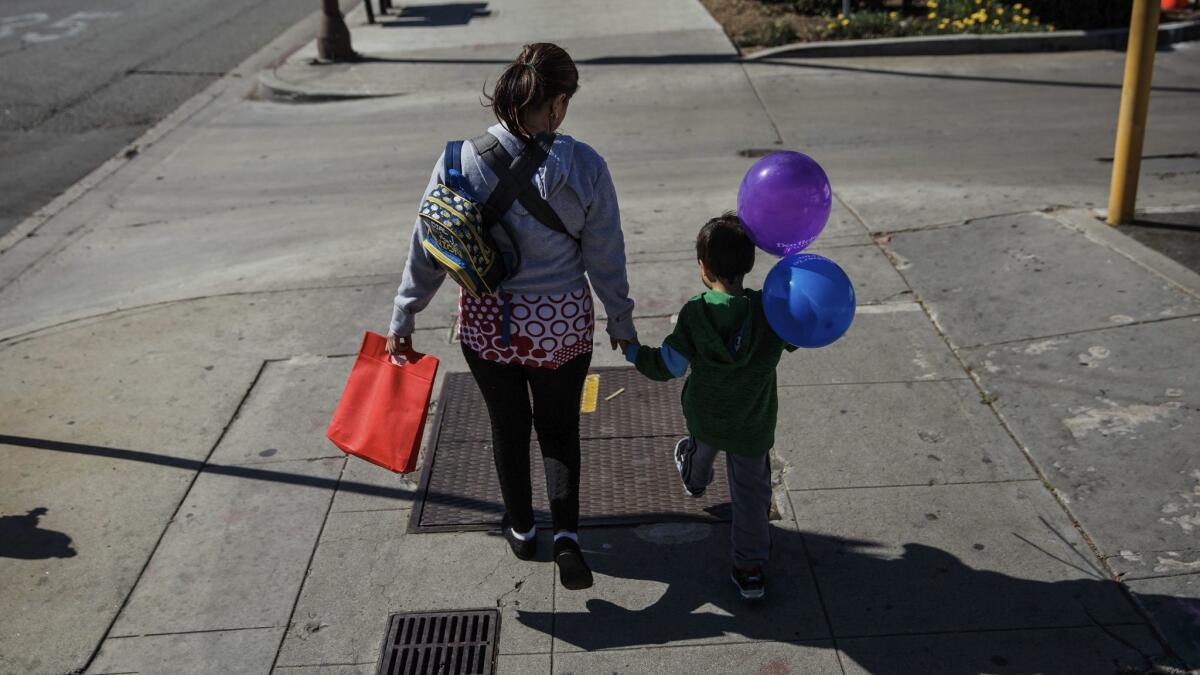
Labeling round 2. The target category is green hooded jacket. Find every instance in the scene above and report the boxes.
[628,289,792,456]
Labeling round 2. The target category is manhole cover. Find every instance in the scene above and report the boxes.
[409,368,736,532]
[376,609,499,675]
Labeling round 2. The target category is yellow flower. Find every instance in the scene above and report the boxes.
[995,7,1004,14]
[993,18,1000,25]
[926,0,937,7]
[889,11,898,19]
[827,21,836,29]
[841,18,850,25]
[1014,2,1022,8]
[964,18,975,26]
[836,13,844,19]
[975,0,982,4]
[927,12,937,19]
[1047,24,1055,31]
[1022,7,1031,14]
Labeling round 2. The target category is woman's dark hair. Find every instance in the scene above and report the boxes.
[484,43,579,140]
[696,211,756,284]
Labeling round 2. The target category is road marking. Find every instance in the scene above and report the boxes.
[580,374,600,413]
[1,11,121,43]
[855,302,923,314]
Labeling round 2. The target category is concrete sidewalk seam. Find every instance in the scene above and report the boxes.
[958,310,1200,351]
[777,377,971,388]
[77,359,272,674]
[786,492,849,674]
[268,457,349,672]
[786,478,1041,493]
[108,625,280,640]
[829,621,1152,641]
[876,209,1049,236]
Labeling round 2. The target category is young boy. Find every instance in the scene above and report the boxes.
[623,212,793,600]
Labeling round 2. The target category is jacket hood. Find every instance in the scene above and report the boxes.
[681,290,768,370]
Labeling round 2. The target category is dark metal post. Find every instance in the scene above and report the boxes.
[317,0,356,61]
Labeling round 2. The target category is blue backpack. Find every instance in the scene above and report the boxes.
[419,132,576,298]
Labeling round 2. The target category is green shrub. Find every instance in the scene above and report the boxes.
[744,17,801,45]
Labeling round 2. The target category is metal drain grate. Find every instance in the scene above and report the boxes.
[375,609,499,675]
[409,368,737,532]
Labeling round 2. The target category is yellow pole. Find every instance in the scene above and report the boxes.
[1107,0,1161,226]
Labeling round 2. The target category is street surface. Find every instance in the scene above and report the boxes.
[0,0,320,237]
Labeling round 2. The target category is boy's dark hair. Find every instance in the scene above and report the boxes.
[696,211,755,284]
[484,43,579,141]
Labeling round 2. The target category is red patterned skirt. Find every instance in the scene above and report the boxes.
[458,287,594,369]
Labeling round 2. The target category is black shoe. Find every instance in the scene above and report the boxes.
[731,565,765,600]
[553,537,593,590]
[674,437,708,497]
[500,513,536,561]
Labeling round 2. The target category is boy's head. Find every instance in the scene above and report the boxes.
[696,211,755,289]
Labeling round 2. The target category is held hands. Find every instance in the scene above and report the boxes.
[611,336,639,352]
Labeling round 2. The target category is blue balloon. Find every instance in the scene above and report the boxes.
[763,254,855,348]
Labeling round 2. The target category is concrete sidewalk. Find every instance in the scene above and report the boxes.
[1,1,1198,673]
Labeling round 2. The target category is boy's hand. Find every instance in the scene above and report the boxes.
[611,337,639,352]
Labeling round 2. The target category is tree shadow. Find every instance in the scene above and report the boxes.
[379,3,491,28]
[0,507,77,559]
[516,524,1197,673]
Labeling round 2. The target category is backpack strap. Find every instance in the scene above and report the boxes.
[443,140,466,193]
[469,132,577,242]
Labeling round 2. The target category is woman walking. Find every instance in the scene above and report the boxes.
[386,43,636,589]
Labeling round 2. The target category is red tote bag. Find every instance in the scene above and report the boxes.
[326,332,440,474]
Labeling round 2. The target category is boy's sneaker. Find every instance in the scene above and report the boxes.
[674,437,705,497]
[731,565,766,600]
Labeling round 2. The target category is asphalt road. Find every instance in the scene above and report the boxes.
[0,0,323,238]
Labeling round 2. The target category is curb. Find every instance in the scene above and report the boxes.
[257,66,407,104]
[0,0,359,256]
[744,19,1200,60]
[1050,206,1200,300]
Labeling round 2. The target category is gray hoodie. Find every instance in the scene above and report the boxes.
[390,124,636,341]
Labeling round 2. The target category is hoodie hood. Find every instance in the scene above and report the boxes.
[463,123,577,203]
[675,290,768,370]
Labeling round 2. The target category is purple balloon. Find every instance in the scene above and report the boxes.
[737,152,832,256]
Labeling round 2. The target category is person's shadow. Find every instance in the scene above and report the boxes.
[516,524,1198,673]
[0,507,77,559]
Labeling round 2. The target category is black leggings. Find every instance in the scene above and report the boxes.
[462,344,592,534]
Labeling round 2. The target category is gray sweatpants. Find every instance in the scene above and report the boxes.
[683,437,773,568]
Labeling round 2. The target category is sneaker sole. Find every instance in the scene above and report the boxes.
[730,571,765,600]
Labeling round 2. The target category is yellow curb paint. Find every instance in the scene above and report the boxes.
[580,374,600,413]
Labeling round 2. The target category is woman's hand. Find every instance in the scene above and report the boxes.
[387,332,413,356]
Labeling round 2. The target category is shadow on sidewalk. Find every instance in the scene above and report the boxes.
[379,3,491,28]
[0,507,77,559]
[516,526,1198,672]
